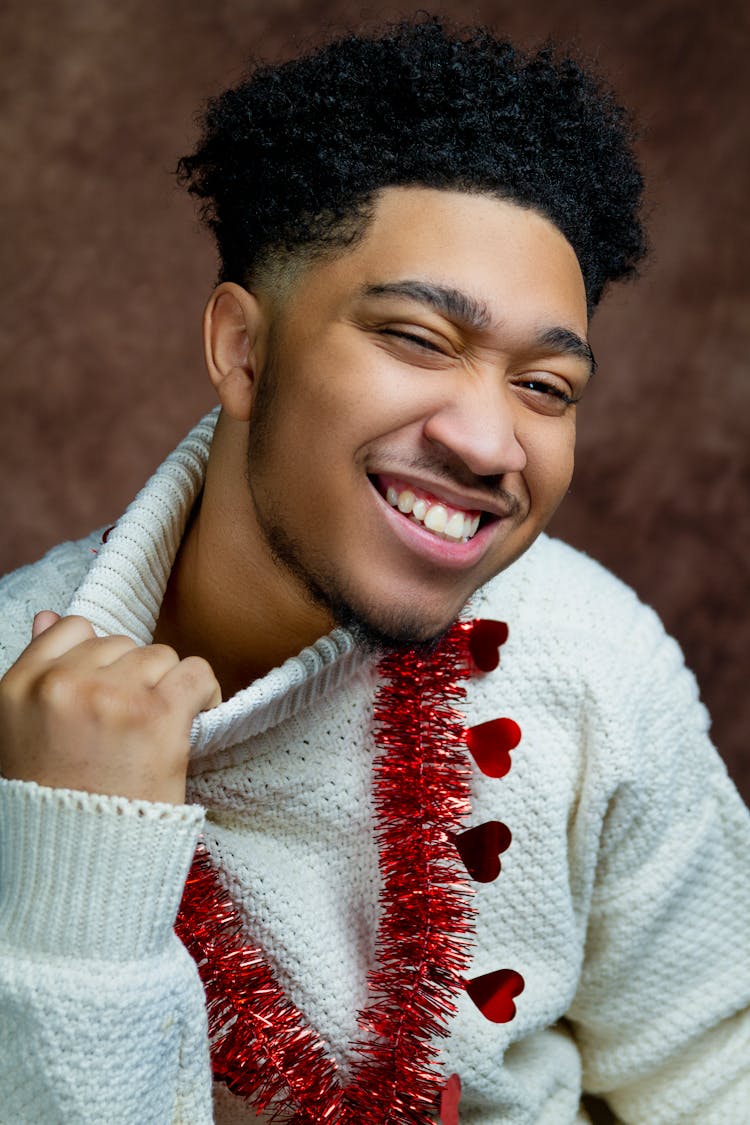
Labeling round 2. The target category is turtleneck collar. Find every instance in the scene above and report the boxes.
[66,409,367,769]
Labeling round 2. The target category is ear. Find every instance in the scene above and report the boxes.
[203,282,266,421]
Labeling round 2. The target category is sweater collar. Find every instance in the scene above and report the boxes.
[66,409,366,767]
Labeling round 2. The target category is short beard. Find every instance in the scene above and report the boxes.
[245,324,455,657]
[261,517,451,658]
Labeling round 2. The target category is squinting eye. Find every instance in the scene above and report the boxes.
[521,380,574,405]
[379,328,446,354]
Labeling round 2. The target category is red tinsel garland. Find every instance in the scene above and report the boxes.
[176,621,475,1124]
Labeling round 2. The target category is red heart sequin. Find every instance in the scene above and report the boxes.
[465,718,521,778]
[465,968,525,1023]
[439,1073,462,1125]
[467,619,509,672]
[452,821,511,882]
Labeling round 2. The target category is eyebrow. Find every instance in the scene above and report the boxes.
[536,325,597,377]
[362,280,492,331]
[361,280,596,377]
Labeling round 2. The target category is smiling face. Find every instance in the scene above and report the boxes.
[241,187,591,647]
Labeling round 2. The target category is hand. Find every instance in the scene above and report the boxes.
[0,612,221,804]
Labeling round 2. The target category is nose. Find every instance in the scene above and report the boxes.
[422,377,527,478]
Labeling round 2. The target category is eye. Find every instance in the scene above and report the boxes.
[378,328,447,354]
[513,376,579,415]
[520,379,574,404]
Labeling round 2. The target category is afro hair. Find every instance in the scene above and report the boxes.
[177,16,646,311]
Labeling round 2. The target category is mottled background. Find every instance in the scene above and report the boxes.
[1,0,748,813]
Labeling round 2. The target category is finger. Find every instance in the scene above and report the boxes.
[156,656,222,719]
[106,642,182,686]
[32,610,61,639]
[21,615,98,663]
[48,632,140,671]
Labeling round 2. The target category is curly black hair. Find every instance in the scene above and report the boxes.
[177,16,646,311]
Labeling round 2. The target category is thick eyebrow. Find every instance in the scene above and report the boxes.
[536,325,597,378]
[361,280,493,332]
[360,280,596,377]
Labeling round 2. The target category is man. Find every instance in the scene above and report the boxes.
[1,17,748,1124]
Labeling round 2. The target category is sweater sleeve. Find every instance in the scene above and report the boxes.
[568,612,750,1125]
[0,779,214,1124]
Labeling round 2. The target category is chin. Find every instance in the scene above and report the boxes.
[330,595,459,656]
[260,517,465,653]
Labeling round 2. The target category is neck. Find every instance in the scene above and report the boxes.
[153,413,333,698]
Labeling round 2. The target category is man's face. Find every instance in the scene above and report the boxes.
[245,188,591,647]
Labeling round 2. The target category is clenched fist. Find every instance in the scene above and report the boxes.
[0,612,221,804]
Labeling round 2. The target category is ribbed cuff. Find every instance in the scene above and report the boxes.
[0,778,204,961]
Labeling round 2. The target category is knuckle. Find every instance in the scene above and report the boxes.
[183,655,219,688]
[34,666,78,708]
[109,633,138,649]
[62,615,98,639]
[33,669,154,729]
[96,635,137,659]
[183,655,211,676]
[94,685,164,731]
[144,643,179,663]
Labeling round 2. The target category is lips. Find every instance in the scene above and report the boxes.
[374,474,491,543]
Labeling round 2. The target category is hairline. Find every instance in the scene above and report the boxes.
[245,184,575,309]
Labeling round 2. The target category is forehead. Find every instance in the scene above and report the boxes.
[299,187,589,336]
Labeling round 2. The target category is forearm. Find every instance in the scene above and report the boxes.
[0,779,213,1123]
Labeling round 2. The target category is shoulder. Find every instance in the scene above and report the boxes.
[473,533,708,734]
[478,532,685,665]
[0,531,103,673]
[468,536,730,854]
[479,532,648,626]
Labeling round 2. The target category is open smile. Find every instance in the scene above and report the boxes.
[369,472,504,568]
[378,474,483,541]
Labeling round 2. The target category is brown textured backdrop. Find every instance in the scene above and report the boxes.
[1,0,748,804]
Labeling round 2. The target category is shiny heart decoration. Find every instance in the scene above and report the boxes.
[439,1072,462,1125]
[465,968,525,1023]
[467,619,509,672]
[452,820,511,882]
[464,717,521,778]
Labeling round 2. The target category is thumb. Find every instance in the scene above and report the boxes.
[32,610,61,639]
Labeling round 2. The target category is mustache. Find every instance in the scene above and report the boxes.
[374,454,522,517]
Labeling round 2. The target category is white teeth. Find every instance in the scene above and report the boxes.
[397,489,415,514]
[383,482,483,542]
[423,505,448,534]
[445,511,466,541]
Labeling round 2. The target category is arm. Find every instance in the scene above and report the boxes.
[0,614,221,1123]
[569,620,750,1124]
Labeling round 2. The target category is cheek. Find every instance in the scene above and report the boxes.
[275,364,375,459]
[525,424,576,510]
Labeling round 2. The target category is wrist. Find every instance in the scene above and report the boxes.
[0,778,204,959]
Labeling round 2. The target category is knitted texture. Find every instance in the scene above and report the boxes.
[1,415,749,1124]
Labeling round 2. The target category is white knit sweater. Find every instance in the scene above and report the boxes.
[1,412,749,1125]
